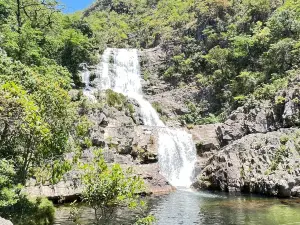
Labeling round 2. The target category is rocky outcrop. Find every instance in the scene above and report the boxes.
[139,46,170,95]
[187,124,221,156]
[26,170,82,202]
[217,76,300,146]
[26,163,173,202]
[0,217,13,225]
[131,126,159,163]
[146,86,202,126]
[140,47,218,126]
[133,164,175,194]
[216,103,280,146]
[195,128,300,197]
[26,124,172,201]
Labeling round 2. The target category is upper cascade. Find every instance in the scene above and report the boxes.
[82,48,197,187]
[97,48,142,95]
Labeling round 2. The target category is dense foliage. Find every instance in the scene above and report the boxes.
[0,0,95,223]
[83,0,300,122]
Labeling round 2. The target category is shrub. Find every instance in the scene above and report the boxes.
[2,197,55,225]
[105,89,126,109]
[80,149,147,223]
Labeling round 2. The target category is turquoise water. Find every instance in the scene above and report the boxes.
[55,189,300,225]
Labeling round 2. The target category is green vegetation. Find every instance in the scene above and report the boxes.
[0,0,95,223]
[0,193,55,225]
[81,0,300,121]
[152,102,163,115]
[143,69,151,81]
[105,89,137,121]
[181,101,221,125]
[105,89,127,109]
[270,135,291,171]
[79,149,152,224]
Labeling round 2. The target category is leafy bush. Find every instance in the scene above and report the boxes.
[80,149,146,223]
[105,89,127,109]
[2,197,55,225]
[0,160,20,208]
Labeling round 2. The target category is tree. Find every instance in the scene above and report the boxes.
[0,51,78,185]
[0,82,50,183]
[80,149,150,224]
[13,0,61,32]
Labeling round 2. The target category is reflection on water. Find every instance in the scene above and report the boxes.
[149,188,205,224]
[55,189,300,225]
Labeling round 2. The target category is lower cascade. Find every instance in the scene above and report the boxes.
[82,48,197,187]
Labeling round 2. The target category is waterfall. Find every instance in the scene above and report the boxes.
[82,48,197,187]
[81,63,97,103]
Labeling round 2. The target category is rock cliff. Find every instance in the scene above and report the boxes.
[195,76,300,197]
[195,129,300,197]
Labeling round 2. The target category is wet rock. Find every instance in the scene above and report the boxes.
[278,179,291,197]
[133,163,175,194]
[132,126,159,163]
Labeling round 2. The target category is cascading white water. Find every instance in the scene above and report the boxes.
[81,64,97,103]
[82,48,197,187]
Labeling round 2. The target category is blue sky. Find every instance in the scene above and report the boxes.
[59,0,96,13]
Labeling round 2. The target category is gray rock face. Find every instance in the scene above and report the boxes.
[146,86,202,126]
[0,217,13,225]
[132,163,175,194]
[132,126,159,163]
[187,124,221,155]
[140,47,212,126]
[26,95,173,200]
[217,76,300,146]
[216,103,281,146]
[195,129,300,197]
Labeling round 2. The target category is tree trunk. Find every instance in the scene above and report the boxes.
[16,0,22,33]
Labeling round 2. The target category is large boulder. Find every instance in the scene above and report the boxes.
[132,126,159,163]
[0,217,13,225]
[187,124,221,156]
[194,128,300,197]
